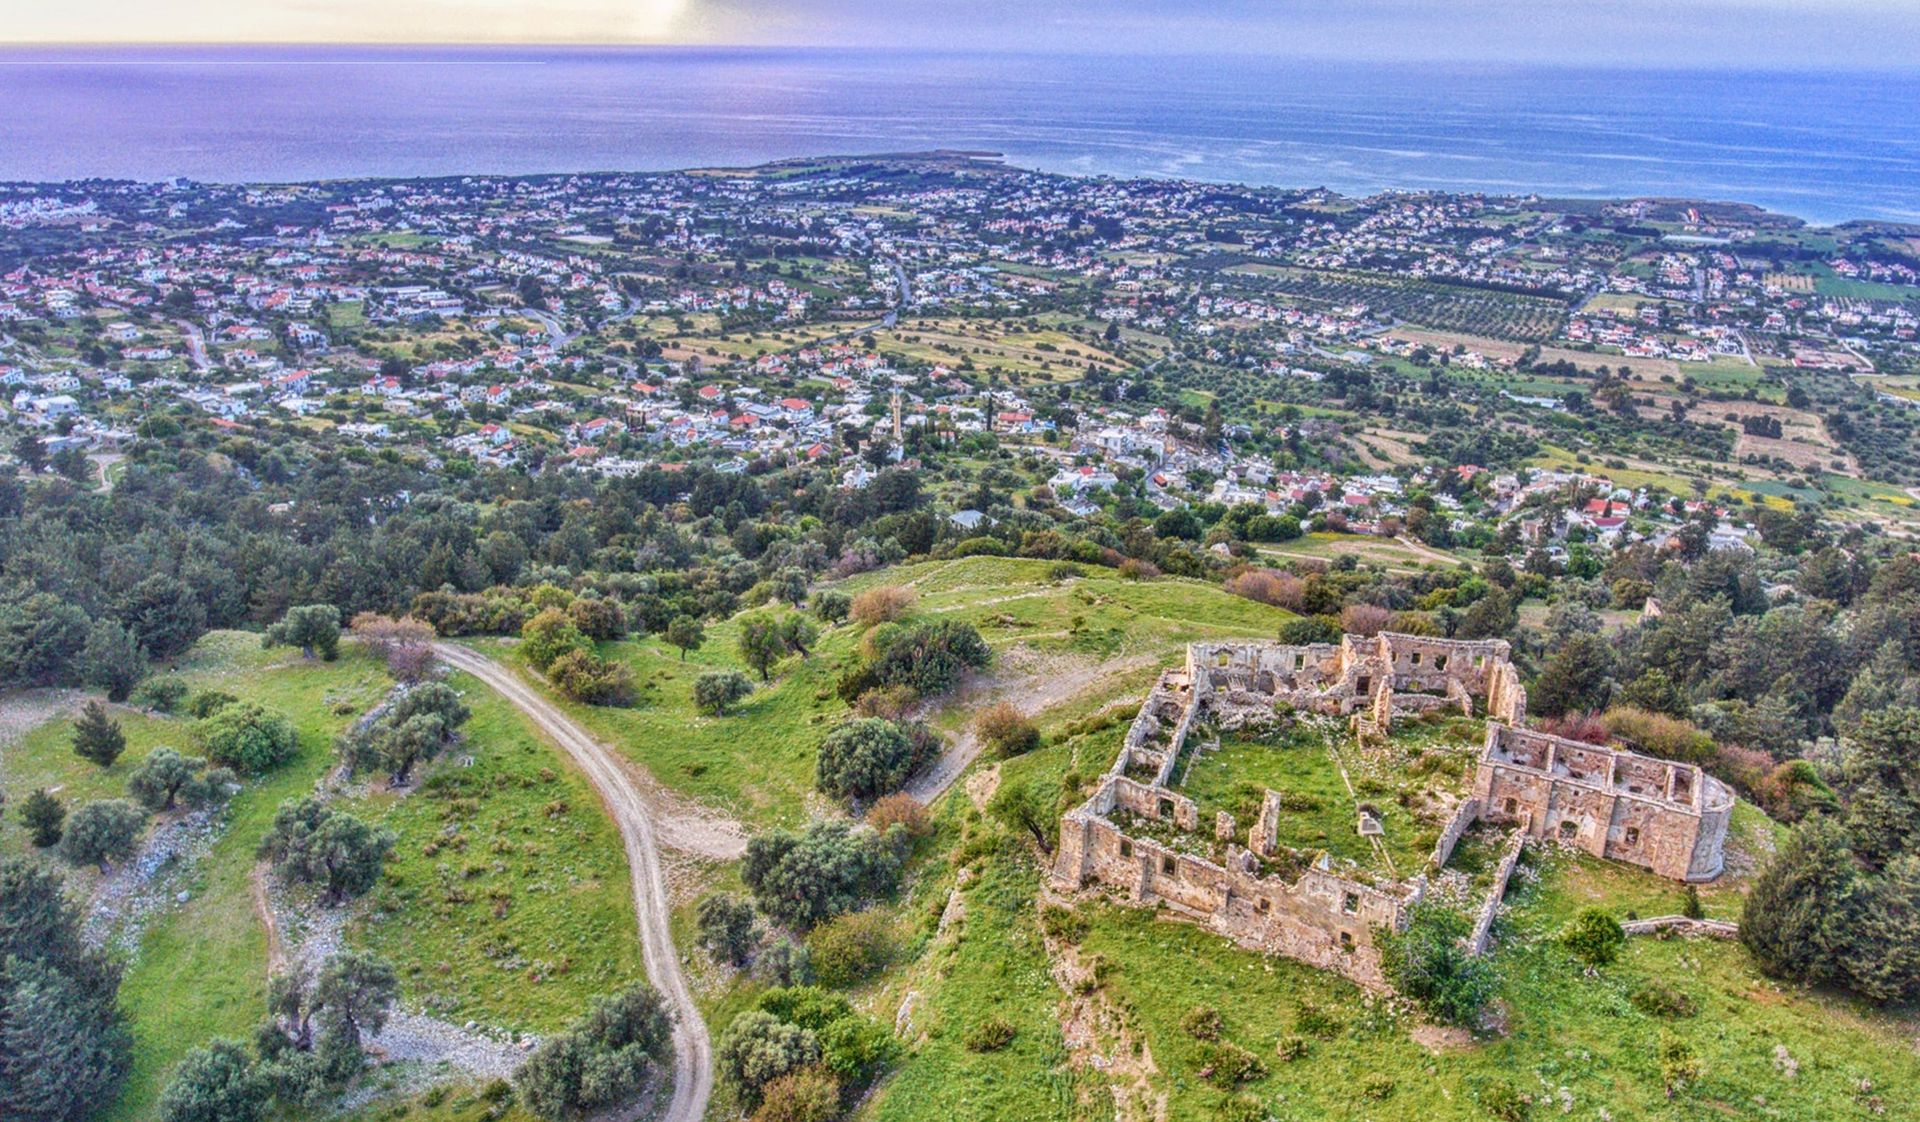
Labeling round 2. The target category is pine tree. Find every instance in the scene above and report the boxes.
[20,788,65,847]
[71,701,126,768]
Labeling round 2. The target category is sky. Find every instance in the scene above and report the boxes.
[8,0,1920,68]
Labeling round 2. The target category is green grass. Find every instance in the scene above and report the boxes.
[344,671,645,1034]
[102,633,394,1122]
[1062,841,1920,1122]
[0,705,185,865]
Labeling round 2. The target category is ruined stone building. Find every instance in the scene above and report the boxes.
[1475,722,1731,882]
[1051,633,1729,989]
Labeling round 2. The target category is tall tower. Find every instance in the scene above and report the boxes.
[891,390,903,443]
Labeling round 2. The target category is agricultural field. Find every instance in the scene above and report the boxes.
[1229,267,1568,342]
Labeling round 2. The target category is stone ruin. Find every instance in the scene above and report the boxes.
[1051,633,1729,990]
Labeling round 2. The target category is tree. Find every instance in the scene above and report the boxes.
[311,950,399,1065]
[698,893,760,966]
[988,779,1057,854]
[546,649,637,707]
[81,619,148,702]
[666,615,705,661]
[975,702,1040,758]
[259,798,395,905]
[742,820,903,930]
[778,614,819,660]
[814,718,928,802]
[1531,633,1614,717]
[20,788,64,847]
[516,983,672,1120]
[1561,908,1626,967]
[129,748,231,812]
[349,614,436,682]
[71,700,126,768]
[1740,814,1860,988]
[59,799,145,871]
[0,857,132,1122]
[264,605,342,661]
[717,1010,821,1105]
[522,607,592,672]
[1376,904,1495,1027]
[752,1067,840,1122]
[158,1040,270,1122]
[738,613,788,682]
[695,670,754,716]
[198,702,299,775]
[861,619,990,696]
[0,592,89,687]
[811,590,850,626]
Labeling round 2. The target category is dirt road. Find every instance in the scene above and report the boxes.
[434,643,711,1122]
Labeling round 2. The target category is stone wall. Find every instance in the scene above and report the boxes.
[1473,724,1730,882]
[1466,825,1528,956]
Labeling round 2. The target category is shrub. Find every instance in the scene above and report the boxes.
[1376,905,1494,1027]
[717,1010,822,1105]
[815,718,934,802]
[128,748,232,812]
[1629,981,1698,1018]
[751,1067,840,1122]
[349,614,437,682]
[1038,904,1089,944]
[810,590,851,625]
[1224,569,1304,610]
[865,793,930,838]
[1358,1073,1396,1101]
[259,798,394,904]
[197,702,299,775]
[132,677,190,713]
[60,799,146,870]
[863,619,989,696]
[264,604,342,660]
[158,1038,270,1122]
[698,893,760,967]
[547,648,636,706]
[1118,558,1160,581]
[1277,616,1341,645]
[1274,1035,1308,1062]
[516,983,671,1120]
[850,685,917,720]
[71,701,126,768]
[1601,706,1714,765]
[20,787,65,847]
[1181,1005,1224,1041]
[185,689,238,719]
[850,585,916,628]
[974,702,1040,758]
[567,595,626,641]
[1198,1041,1266,1089]
[520,607,591,672]
[756,938,813,987]
[1561,908,1626,967]
[743,819,903,929]
[1480,1079,1532,1121]
[806,910,895,987]
[695,669,755,716]
[1340,603,1394,637]
[950,536,1009,558]
[963,1016,1017,1053]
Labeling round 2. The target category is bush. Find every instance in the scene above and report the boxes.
[1274,1035,1308,1062]
[695,669,754,716]
[1480,1079,1532,1121]
[547,648,636,706]
[185,690,238,719]
[850,685,917,720]
[1277,616,1342,645]
[1629,981,1698,1018]
[20,787,65,847]
[197,702,299,775]
[815,717,935,802]
[698,893,760,967]
[158,1038,270,1122]
[717,1010,822,1105]
[1293,1000,1342,1039]
[1224,569,1305,610]
[1561,907,1626,967]
[264,604,342,661]
[520,607,591,672]
[1181,1005,1224,1041]
[132,677,190,713]
[71,701,126,768]
[963,1016,1017,1053]
[1376,905,1494,1027]
[128,748,232,812]
[742,819,903,929]
[1198,1041,1266,1089]
[751,1067,840,1122]
[60,799,146,870]
[567,595,626,641]
[863,619,990,696]
[756,938,814,987]
[1601,706,1714,765]
[349,614,437,682]
[1340,603,1394,637]
[259,798,394,905]
[516,983,671,1120]
[974,702,1040,758]
[806,909,895,987]
[1358,1073,1396,1101]
[864,793,930,838]
[850,585,916,628]
[810,590,851,625]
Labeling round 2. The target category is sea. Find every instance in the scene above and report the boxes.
[1,46,1917,226]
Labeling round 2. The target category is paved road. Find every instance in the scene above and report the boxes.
[434,643,710,1122]
[175,319,212,372]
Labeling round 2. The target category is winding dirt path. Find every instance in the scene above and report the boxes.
[434,642,712,1122]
